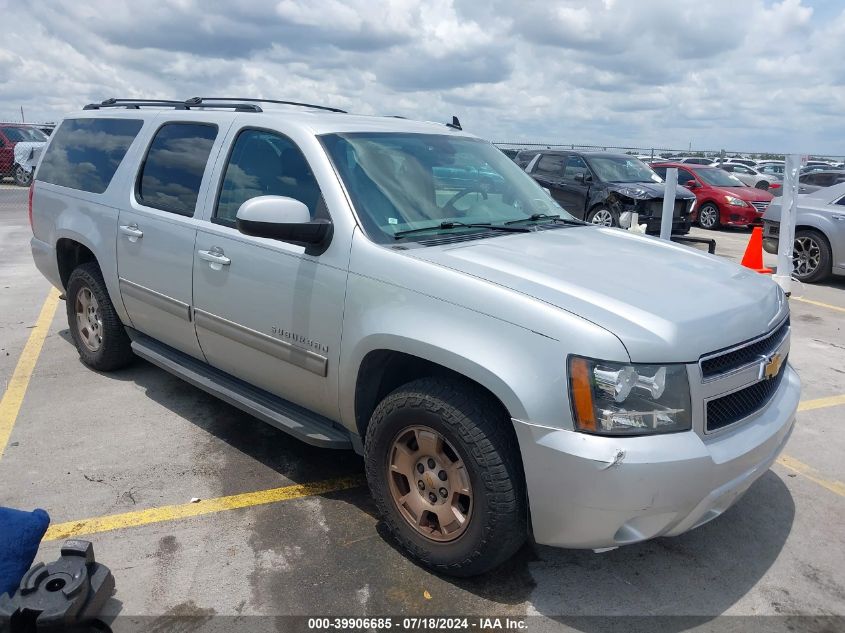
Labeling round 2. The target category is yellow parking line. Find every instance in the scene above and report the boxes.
[43,475,365,541]
[0,287,60,459]
[792,297,845,314]
[776,455,845,497]
[798,394,845,412]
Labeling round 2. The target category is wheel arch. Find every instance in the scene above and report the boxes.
[350,341,526,443]
[56,237,99,290]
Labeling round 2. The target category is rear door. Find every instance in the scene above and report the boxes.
[530,153,568,207]
[116,116,231,359]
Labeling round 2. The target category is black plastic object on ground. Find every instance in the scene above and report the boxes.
[0,540,114,632]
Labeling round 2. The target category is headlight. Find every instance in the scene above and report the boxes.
[617,186,649,199]
[725,195,747,207]
[568,356,691,435]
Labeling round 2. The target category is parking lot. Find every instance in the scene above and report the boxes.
[1,182,844,627]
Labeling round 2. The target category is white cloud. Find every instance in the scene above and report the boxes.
[0,0,842,155]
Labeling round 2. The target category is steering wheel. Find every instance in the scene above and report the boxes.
[442,184,488,215]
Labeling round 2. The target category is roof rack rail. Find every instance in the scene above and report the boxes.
[83,98,262,112]
[186,97,347,114]
[84,99,189,110]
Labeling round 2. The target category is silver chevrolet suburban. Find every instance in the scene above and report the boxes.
[30,98,800,576]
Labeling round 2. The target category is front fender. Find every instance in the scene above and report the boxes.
[338,231,630,435]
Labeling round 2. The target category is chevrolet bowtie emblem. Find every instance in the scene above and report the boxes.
[762,353,783,380]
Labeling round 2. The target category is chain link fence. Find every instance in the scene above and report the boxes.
[0,179,28,218]
[493,142,845,163]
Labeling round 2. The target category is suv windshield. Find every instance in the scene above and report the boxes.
[321,133,577,243]
[1,126,48,143]
[696,168,746,187]
[586,156,662,183]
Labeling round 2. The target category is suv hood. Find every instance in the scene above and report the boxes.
[410,227,784,363]
[607,181,695,200]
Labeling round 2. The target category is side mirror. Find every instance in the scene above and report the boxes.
[236,196,332,250]
[575,172,591,184]
[684,180,698,188]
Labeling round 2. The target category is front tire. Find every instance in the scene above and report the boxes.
[792,229,831,283]
[66,263,134,371]
[586,206,618,227]
[13,164,32,187]
[698,202,721,230]
[364,377,527,577]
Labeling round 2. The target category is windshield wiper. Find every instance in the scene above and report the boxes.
[394,221,530,239]
[504,213,587,226]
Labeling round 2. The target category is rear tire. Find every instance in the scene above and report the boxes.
[755,181,770,190]
[698,202,721,230]
[792,229,831,283]
[66,263,134,371]
[364,377,527,577]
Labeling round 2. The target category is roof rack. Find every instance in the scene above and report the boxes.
[83,98,261,112]
[186,97,347,113]
[83,97,346,114]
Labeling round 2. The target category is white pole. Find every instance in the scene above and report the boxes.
[660,168,677,240]
[773,154,802,294]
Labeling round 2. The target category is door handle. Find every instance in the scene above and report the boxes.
[119,224,143,241]
[198,247,231,269]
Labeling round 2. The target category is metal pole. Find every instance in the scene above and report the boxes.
[660,168,677,241]
[773,154,802,294]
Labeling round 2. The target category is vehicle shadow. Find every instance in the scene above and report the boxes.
[60,331,794,624]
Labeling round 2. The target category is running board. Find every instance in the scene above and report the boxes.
[129,333,351,450]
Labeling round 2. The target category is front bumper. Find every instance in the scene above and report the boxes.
[513,365,799,549]
[719,202,764,227]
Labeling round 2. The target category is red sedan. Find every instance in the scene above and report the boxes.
[651,162,774,230]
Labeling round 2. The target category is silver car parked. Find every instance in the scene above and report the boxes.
[763,181,845,282]
[30,98,799,576]
[720,163,781,190]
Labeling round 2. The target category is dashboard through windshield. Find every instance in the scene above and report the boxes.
[321,132,578,243]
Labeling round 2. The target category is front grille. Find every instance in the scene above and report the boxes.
[764,221,780,237]
[645,199,689,218]
[750,201,769,213]
[700,319,789,379]
[706,358,787,432]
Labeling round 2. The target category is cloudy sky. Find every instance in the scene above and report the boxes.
[1,0,843,155]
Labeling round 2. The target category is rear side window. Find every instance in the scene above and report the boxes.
[37,118,143,194]
[137,123,217,216]
[534,154,565,176]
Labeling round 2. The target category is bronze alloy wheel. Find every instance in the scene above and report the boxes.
[75,286,103,352]
[386,425,472,542]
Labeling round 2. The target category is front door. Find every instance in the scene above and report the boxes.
[191,127,346,419]
[117,119,223,359]
[557,155,591,218]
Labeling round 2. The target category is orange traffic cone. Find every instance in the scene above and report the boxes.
[741,226,773,274]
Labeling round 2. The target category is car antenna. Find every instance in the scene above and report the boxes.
[445,116,462,131]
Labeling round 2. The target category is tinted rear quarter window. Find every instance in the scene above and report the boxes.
[37,118,143,194]
[137,122,217,216]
